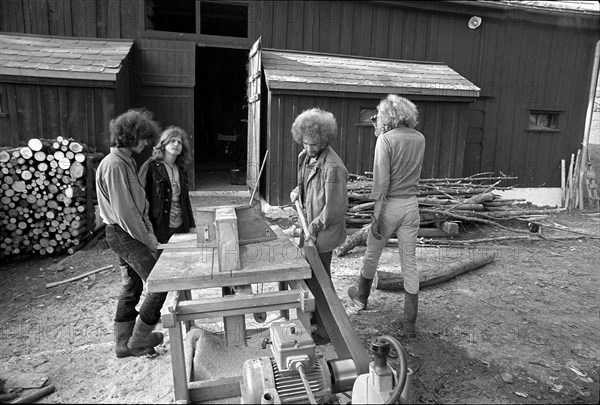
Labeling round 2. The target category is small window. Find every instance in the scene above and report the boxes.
[359,108,377,125]
[201,1,248,38]
[145,0,196,33]
[529,111,559,131]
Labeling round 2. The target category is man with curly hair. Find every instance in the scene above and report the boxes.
[290,108,349,343]
[347,95,425,338]
[96,108,167,358]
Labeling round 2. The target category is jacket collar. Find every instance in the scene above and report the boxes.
[301,146,330,184]
[110,147,138,171]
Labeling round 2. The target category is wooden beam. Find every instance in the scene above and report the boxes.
[176,290,309,315]
[175,303,312,323]
[374,253,496,291]
[301,244,370,375]
[215,207,241,271]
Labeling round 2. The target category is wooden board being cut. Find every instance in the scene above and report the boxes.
[147,225,311,293]
[194,204,276,246]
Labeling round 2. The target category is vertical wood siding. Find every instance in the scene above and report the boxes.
[265,92,471,205]
[0,0,139,39]
[255,0,598,187]
[136,39,196,185]
[1,0,597,189]
[0,82,114,152]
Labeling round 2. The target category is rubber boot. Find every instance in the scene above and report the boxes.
[128,318,164,353]
[404,292,419,338]
[114,321,154,358]
[347,275,374,310]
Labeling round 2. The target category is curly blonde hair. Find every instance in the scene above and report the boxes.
[374,95,419,135]
[291,108,338,149]
[151,126,192,168]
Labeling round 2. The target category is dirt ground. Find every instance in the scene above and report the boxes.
[0,204,599,404]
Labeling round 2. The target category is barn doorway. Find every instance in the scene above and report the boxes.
[194,46,248,191]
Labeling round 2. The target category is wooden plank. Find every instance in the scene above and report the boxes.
[148,265,310,293]
[236,205,277,244]
[148,226,310,293]
[246,37,261,190]
[216,206,245,348]
[176,290,307,315]
[70,0,86,37]
[169,321,189,404]
[215,207,240,271]
[106,0,121,38]
[120,0,139,39]
[176,303,309,323]
[139,39,196,87]
[188,377,242,403]
[301,244,370,375]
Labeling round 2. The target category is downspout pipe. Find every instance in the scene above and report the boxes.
[579,40,600,209]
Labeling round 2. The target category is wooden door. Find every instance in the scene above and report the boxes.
[137,39,196,187]
[247,38,262,191]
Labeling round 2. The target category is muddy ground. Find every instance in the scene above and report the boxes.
[0,204,599,404]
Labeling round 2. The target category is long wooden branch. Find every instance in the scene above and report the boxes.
[45,265,113,288]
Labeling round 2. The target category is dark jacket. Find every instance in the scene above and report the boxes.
[138,159,196,244]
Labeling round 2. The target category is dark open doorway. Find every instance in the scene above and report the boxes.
[194,46,248,191]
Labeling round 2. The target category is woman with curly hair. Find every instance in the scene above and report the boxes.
[289,107,349,343]
[139,126,196,244]
[347,94,425,338]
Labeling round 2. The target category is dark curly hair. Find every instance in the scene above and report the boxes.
[291,108,338,149]
[150,126,192,168]
[109,108,161,148]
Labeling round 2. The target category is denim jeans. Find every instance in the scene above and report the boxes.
[106,225,167,325]
[360,196,420,294]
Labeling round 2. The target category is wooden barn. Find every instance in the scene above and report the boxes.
[256,47,480,204]
[0,33,133,153]
[0,1,598,204]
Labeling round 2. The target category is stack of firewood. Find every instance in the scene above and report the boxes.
[0,137,103,258]
[345,172,563,228]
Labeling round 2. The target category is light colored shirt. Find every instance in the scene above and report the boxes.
[371,125,426,200]
[95,147,157,248]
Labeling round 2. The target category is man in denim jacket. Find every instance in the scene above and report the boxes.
[290,108,349,343]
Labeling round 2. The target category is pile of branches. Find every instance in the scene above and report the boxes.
[345,172,564,228]
[0,137,103,258]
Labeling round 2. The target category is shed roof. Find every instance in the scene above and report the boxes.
[0,33,133,82]
[262,50,480,98]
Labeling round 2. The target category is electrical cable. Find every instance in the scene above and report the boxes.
[376,335,408,404]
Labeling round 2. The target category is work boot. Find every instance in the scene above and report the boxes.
[114,321,154,358]
[403,292,419,338]
[347,275,374,310]
[128,318,164,354]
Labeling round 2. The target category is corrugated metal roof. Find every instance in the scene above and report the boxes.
[0,33,133,82]
[262,50,480,98]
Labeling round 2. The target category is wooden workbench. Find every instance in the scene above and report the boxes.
[147,225,314,404]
